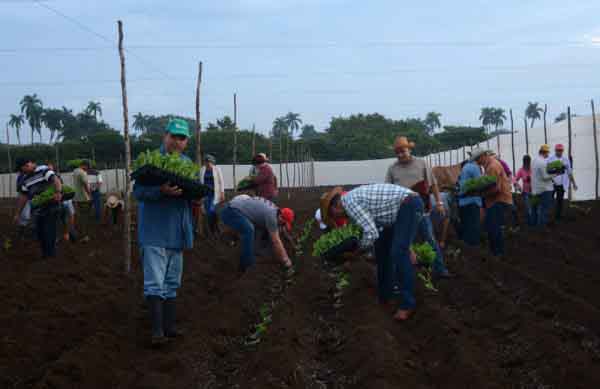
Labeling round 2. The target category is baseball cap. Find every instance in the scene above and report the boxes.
[165,118,191,138]
[555,144,565,151]
[279,208,295,232]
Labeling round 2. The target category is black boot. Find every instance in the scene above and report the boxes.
[147,296,167,347]
[163,298,181,338]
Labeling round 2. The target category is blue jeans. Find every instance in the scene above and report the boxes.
[485,202,508,256]
[220,205,255,271]
[373,196,423,310]
[91,190,102,222]
[204,194,216,228]
[533,191,553,226]
[459,203,481,246]
[418,214,447,275]
[142,246,184,299]
[522,193,535,226]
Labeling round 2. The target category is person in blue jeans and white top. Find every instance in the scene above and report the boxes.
[199,154,225,236]
[133,118,195,347]
[323,184,424,321]
[547,144,578,221]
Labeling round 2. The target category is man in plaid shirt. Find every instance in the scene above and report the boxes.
[325,183,424,321]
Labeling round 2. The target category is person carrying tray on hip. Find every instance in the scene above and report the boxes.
[384,136,453,279]
[219,195,295,274]
[547,144,577,222]
[323,184,423,322]
[133,118,196,347]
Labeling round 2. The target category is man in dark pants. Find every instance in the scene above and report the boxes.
[457,153,484,246]
[482,152,513,256]
[547,144,577,221]
[13,158,63,259]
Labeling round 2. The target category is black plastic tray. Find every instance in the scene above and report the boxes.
[131,165,211,200]
[322,237,359,263]
[547,167,566,175]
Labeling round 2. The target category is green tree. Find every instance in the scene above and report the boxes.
[424,112,442,135]
[19,94,43,144]
[41,108,65,143]
[284,112,302,138]
[85,101,103,120]
[8,114,25,145]
[525,102,543,128]
[479,107,495,134]
[133,112,147,133]
[300,124,318,140]
[492,108,507,132]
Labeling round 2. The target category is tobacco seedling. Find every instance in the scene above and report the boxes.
[312,224,362,257]
[463,175,497,194]
[412,242,438,292]
[133,150,200,180]
[31,186,75,208]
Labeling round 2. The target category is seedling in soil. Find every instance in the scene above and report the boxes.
[3,237,11,251]
[246,303,274,345]
[463,175,497,194]
[312,224,362,258]
[295,219,315,256]
[412,243,438,292]
[336,272,351,291]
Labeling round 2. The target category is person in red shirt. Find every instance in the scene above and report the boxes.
[514,155,534,226]
[251,153,278,202]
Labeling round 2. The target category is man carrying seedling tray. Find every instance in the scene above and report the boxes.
[323,184,423,321]
[384,136,453,279]
[13,158,63,259]
[219,195,295,273]
[547,144,577,222]
[133,118,196,347]
[480,150,513,256]
[532,144,557,227]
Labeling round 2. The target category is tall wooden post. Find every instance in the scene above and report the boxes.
[510,109,516,175]
[251,123,256,156]
[567,106,573,200]
[279,127,283,191]
[524,117,529,156]
[195,62,203,165]
[496,134,500,156]
[543,103,548,144]
[6,124,12,196]
[269,130,273,161]
[118,20,132,273]
[233,93,238,191]
[462,145,466,161]
[55,143,60,174]
[592,100,599,200]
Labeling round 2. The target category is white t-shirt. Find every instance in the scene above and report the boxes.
[547,155,572,189]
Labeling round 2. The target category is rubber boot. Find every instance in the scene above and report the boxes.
[147,296,167,347]
[163,298,181,338]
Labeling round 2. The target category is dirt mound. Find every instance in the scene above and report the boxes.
[1,192,600,388]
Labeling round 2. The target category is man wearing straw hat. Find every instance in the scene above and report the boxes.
[322,184,423,321]
[385,136,452,278]
[133,118,195,347]
[103,192,124,225]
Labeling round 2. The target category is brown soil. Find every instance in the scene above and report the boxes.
[1,191,600,389]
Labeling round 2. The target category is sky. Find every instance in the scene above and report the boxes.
[1,0,600,143]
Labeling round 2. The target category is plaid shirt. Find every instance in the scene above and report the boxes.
[341,184,414,248]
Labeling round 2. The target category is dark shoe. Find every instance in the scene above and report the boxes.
[147,296,167,346]
[163,298,182,338]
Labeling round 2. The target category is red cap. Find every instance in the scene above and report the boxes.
[555,144,565,151]
[280,208,295,232]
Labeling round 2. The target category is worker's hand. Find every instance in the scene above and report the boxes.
[409,249,417,266]
[438,240,446,249]
[573,183,578,191]
[160,183,183,197]
[13,214,20,225]
[219,193,226,203]
[53,192,63,202]
[435,202,446,216]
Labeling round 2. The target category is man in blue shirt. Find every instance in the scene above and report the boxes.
[458,149,486,246]
[133,118,195,347]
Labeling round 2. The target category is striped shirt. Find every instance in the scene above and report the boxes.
[19,166,56,199]
[341,183,414,248]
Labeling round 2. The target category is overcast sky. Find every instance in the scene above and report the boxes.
[1,0,600,143]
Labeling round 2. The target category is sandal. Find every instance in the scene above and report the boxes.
[393,308,414,321]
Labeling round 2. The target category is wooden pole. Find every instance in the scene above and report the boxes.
[567,106,573,200]
[118,20,132,273]
[510,109,516,175]
[524,117,529,156]
[6,124,12,196]
[279,127,283,191]
[55,143,60,174]
[269,130,273,161]
[592,99,599,200]
[543,103,548,144]
[251,123,256,156]
[496,134,500,156]
[195,62,203,165]
[233,93,237,192]
[462,146,466,161]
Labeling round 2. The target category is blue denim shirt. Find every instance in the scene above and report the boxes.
[133,147,195,250]
[458,161,483,208]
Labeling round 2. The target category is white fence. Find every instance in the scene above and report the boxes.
[1,115,598,201]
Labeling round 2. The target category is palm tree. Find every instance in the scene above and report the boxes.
[19,94,43,144]
[479,107,495,134]
[284,112,302,138]
[525,102,543,128]
[8,114,24,144]
[41,108,64,143]
[273,116,288,188]
[492,108,507,132]
[424,112,442,135]
[85,101,102,120]
[133,112,147,133]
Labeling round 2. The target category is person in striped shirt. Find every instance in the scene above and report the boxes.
[324,184,424,321]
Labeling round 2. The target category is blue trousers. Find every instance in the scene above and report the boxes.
[373,196,423,310]
[220,205,256,271]
[418,214,448,275]
[204,194,216,228]
[522,193,535,226]
[91,190,102,222]
[459,203,481,246]
[485,202,508,256]
[142,246,183,299]
[533,191,553,226]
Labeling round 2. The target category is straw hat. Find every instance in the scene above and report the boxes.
[539,144,550,153]
[320,186,344,228]
[470,148,491,161]
[393,136,415,150]
[106,194,122,209]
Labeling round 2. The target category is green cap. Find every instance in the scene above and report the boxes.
[166,118,190,138]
